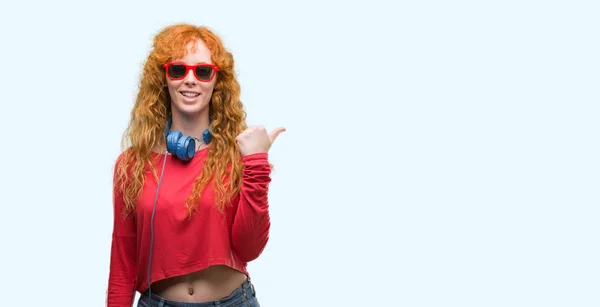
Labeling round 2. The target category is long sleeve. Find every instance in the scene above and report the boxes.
[106,163,137,307]
[231,152,272,262]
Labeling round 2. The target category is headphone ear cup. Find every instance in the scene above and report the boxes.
[202,129,213,144]
[166,130,183,154]
[176,135,195,161]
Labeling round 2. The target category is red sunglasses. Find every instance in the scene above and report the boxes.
[163,62,219,82]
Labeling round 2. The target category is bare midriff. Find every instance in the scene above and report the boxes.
[150,265,248,302]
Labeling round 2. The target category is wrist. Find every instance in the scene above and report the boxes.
[242,152,269,161]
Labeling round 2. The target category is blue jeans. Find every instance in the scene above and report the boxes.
[137,279,260,307]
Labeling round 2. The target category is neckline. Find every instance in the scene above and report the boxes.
[151,144,211,160]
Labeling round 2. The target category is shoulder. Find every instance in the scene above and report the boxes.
[114,148,131,167]
[112,147,138,176]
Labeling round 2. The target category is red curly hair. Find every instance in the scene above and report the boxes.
[115,23,247,217]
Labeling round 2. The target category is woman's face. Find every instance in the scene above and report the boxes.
[165,39,217,118]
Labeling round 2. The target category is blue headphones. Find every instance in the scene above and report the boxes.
[164,117,213,161]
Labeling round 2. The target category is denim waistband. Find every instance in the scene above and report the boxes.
[138,279,256,307]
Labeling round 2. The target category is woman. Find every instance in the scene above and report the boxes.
[106,23,285,307]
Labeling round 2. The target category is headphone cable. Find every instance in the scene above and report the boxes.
[147,151,168,304]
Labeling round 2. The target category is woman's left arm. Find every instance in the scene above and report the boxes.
[230,152,272,262]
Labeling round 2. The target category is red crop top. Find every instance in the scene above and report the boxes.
[106,148,272,307]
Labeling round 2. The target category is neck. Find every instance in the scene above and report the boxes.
[170,108,210,141]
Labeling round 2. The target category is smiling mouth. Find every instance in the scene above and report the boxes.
[180,91,200,98]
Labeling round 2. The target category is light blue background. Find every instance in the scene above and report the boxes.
[0,1,598,306]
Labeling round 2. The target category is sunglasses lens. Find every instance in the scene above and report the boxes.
[195,66,213,80]
[167,64,187,79]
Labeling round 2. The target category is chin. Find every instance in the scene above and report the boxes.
[172,101,209,116]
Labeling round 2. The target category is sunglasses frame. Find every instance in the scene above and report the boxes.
[163,62,219,82]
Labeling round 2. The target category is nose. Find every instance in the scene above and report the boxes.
[183,69,197,85]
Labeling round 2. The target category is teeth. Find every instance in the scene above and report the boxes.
[181,92,200,97]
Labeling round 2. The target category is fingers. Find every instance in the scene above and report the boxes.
[269,127,286,143]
